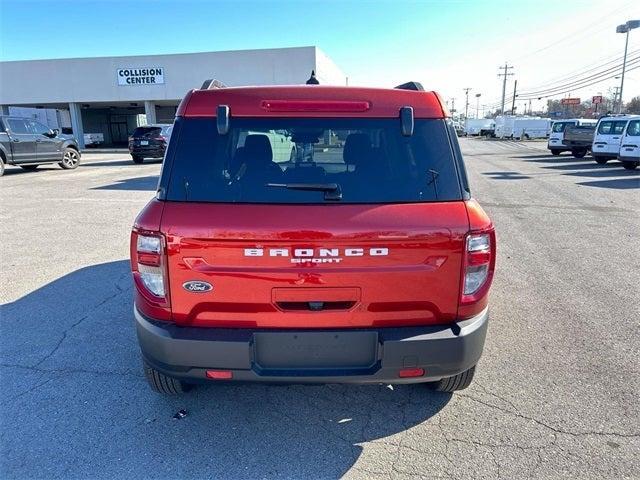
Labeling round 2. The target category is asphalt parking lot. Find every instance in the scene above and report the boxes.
[1,139,639,479]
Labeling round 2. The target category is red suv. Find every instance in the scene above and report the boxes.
[130,81,495,394]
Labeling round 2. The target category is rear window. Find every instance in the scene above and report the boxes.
[133,126,162,137]
[625,120,640,137]
[552,121,573,133]
[163,117,462,204]
[597,120,627,135]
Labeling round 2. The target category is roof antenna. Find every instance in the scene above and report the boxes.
[306,70,320,85]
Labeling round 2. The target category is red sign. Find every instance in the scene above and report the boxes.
[592,96,603,104]
[561,98,581,105]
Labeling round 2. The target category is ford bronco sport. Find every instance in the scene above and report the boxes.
[131,81,496,394]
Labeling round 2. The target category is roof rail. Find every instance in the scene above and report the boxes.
[394,81,424,92]
[200,79,227,90]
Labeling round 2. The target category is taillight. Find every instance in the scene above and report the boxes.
[460,230,495,306]
[153,136,166,142]
[135,234,165,297]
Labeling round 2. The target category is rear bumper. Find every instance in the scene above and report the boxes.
[135,307,489,384]
[129,146,166,158]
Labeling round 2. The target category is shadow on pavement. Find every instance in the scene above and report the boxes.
[1,261,451,478]
[92,175,159,191]
[483,171,531,180]
[1,165,59,176]
[577,178,640,189]
[540,162,621,171]
[81,159,163,167]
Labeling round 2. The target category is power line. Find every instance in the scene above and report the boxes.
[482,57,640,109]
[482,50,639,107]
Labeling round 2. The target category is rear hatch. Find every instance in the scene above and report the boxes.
[130,126,165,150]
[593,119,628,154]
[160,115,469,328]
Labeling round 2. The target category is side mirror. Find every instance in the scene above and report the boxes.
[217,105,230,135]
[400,106,414,137]
[51,129,59,137]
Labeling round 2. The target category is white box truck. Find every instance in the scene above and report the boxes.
[464,119,495,137]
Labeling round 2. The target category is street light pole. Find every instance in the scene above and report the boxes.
[475,93,481,118]
[616,20,640,113]
[463,88,471,120]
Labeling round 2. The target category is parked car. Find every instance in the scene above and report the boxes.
[131,81,496,395]
[128,124,173,163]
[592,115,639,164]
[84,133,104,147]
[548,118,597,155]
[618,118,640,170]
[562,124,597,158]
[0,116,81,176]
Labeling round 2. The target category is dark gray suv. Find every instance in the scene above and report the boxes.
[0,116,81,176]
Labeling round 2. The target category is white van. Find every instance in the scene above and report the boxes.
[592,115,639,164]
[618,118,640,170]
[512,118,551,140]
[548,118,597,155]
[464,118,495,136]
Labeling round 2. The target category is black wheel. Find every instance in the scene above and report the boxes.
[572,149,587,159]
[523,134,530,140]
[429,365,476,392]
[622,161,639,170]
[20,164,40,171]
[0,156,5,177]
[595,157,609,165]
[143,360,191,395]
[551,149,560,156]
[59,148,80,169]
[132,155,144,164]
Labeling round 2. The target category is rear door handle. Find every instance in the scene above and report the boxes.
[12,138,20,143]
[35,139,43,143]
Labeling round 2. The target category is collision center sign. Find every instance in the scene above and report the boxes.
[117,67,164,86]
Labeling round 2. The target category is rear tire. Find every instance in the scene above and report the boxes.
[622,161,639,170]
[20,164,40,171]
[0,156,5,177]
[571,149,587,158]
[429,365,476,392]
[59,148,80,169]
[143,360,191,395]
[132,155,144,164]
[551,149,560,156]
[595,157,609,165]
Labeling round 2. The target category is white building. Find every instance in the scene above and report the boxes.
[0,46,346,147]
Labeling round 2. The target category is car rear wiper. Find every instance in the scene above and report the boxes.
[266,182,343,201]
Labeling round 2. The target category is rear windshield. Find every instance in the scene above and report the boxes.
[597,120,627,135]
[625,120,640,137]
[163,117,462,204]
[133,126,162,137]
[552,121,573,133]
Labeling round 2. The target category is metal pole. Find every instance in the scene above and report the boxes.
[500,64,508,114]
[463,88,471,120]
[618,28,630,113]
[511,79,517,115]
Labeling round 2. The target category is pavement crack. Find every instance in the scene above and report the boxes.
[459,393,640,439]
[32,285,128,367]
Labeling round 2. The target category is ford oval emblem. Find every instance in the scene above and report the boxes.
[182,281,213,293]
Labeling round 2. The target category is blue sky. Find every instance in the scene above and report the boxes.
[1,0,638,110]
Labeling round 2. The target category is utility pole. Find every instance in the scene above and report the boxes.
[511,79,518,115]
[463,88,472,120]
[475,93,481,118]
[616,20,640,113]
[450,98,456,114]
[498,63,514,115]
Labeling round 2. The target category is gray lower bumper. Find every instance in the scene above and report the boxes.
[135,307,489,384]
